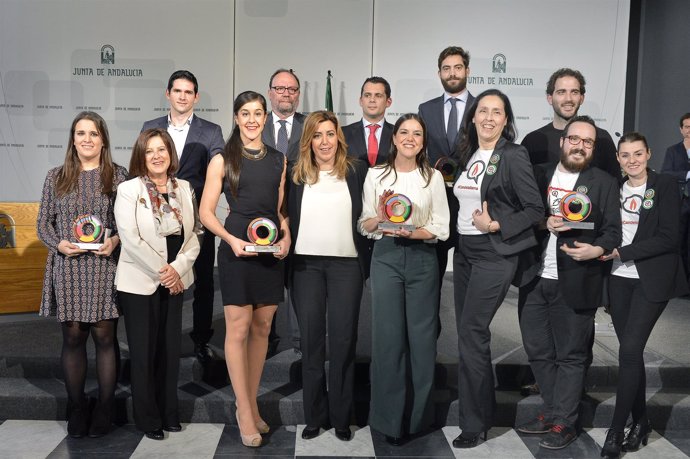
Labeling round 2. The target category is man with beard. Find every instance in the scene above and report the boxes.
[418,46,475,322]
[515,116,621,450]
[522,68,621,181]
[263,68,305,355]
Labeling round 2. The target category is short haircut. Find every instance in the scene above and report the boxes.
[360,76,391,99]
[680,113,690,127]
[167,70,198,94]
[546,68,586,96]
[562,115,597,137]
[617,131,649,151]
[437,46,470,70]
[268,68,300,89]
[129,128,179,178]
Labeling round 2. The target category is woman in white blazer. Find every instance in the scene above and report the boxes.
[115,128,200,440]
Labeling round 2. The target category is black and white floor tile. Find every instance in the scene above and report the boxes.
[1,420,688,458]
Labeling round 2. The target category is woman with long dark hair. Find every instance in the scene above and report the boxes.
[199,91,290,448]
[37,111,127,438]
[599,132,688,458]
[359,113,449,445]
[451,89,543,448]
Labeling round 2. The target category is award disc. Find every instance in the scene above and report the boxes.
[560,191,592,222]
[434,156,459,183]
[384,194,413,224]
[247,217,278,246]
[72,214,104,243]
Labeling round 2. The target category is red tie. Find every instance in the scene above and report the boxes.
[367,124,380,166]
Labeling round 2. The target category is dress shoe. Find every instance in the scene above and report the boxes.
[194,343,218,363]
[539,424,577,450]
[385,435,406,446]
[145,429,165,440]
[600,429,624,458]
[235,410,261,447]
[255,419,270,434]
[301,426,321,440]
[88,400,112,438]
[452,431,487,449]
[163,424,182,432]
[622,419,651,452]
[335,427,352,441]
[67,396,89,438]
[516,414,553,434]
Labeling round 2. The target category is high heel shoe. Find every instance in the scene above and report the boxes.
[235,409,262,447]
[600,429,624,458]
[622,419,651,452]
[235,403,269,434]
[452,430,487,449]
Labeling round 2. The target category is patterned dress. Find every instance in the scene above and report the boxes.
[37,165,128,322]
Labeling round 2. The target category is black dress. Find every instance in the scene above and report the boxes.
[218,147,285,305]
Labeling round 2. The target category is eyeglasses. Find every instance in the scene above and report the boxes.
[565,135,595,149]
[271,86,299,95]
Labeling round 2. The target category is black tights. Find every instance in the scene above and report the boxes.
[61,319,118,406]
[608,276,666,431]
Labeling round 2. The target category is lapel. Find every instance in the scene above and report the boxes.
[479,137,507,200]
[378,121,393,164]
[432,96,447,146]
[636,169,657,233]
[573,166,594,193]
[179,182,195,244]
[134,179,164,252]
[353,122,367,158]
[289,113,304,149]
[263,113,277,149]
[179,116,202,171]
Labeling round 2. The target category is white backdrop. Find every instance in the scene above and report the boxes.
[0,0,629,202]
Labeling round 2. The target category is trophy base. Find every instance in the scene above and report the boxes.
[245,245,280,253]
[74,242,103,250]
[563,221,594,229]
[378,222,416,232]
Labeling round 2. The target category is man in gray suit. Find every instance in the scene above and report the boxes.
[262,68,304,355]
[418,46,475,321]
[343,76,394,166]
[142,70,224,365]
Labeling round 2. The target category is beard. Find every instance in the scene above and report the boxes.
[553,102,581,121]
[441,76,467,94]
[560,147,593,172]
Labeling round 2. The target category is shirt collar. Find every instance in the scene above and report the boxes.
[444,89,468,104]
[167,112,194,128]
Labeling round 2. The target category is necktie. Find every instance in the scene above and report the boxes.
[446,97,458,150]
[276,120,288,155]
[367,124,380,166]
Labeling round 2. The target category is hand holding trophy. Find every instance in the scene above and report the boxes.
[244,217,280,253]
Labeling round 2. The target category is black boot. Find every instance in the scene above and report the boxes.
[88,400,112,438]
[600,429,624,458]
[67,396,89,438]
[622,418,652,452]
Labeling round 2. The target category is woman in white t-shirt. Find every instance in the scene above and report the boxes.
[599,132,688,458]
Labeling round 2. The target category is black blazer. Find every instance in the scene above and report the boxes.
[342,120,394,166]
[262,112,306,164]
[454,138,544,256]
[418,92,475,166]
[660,141,690,199]
[287,159,372,279]
[617,170,689,301]
[519,164,622,309]
[141,115,224,200]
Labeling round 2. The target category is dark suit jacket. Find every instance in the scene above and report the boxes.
[342,119,394,166]
[518,164,622,309]
[454,138,544,256]
[661,141,690,199]
[141,115,224,200]
[616,170,689,301]
[286,159,372,279]
[262,112,306,164]
[418,92,475,166]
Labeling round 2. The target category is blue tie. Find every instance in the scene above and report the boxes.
[276,120,289,155]
[446,97,458,150]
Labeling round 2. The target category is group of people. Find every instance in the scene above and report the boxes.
[36,46,688,458]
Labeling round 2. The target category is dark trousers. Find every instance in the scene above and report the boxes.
[453,234,518,432]
[680,197,690,281]
[190,230,215,345]
[119,287,183,431]
[608,275,667,430]
[369,237,438,437]
[519,278,595,427]
[292,255,363,430]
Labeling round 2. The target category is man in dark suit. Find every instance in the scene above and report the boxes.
[142,70,225,364]
[342,76,394,166]
[661,112,690,279]
[418,46,475,330]
[262,68,305,355]
[516,116,621,450]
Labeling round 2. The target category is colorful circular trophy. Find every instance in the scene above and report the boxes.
[72,214,109,249]
[560,191,594,229]
[378,193,415,232]
[434,156,459,187]
[245,217,280,253]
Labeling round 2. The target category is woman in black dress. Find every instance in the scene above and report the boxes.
[199,91,290,448]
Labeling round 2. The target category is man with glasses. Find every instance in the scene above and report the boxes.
[515,115,621,450]
[343,76,394,166]
[521,68,620,181]
[263,68,305,356]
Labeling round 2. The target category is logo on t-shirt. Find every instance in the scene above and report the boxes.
[621,194,643,215]
[466,160,486,184]
[547,185,571,216]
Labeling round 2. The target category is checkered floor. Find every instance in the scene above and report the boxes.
[2,420,689,458]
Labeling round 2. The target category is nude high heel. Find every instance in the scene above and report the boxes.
[235,409,261,447]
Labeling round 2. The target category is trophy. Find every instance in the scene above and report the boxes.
[434,156,459,187]
[378,193,416,232]
[560,191,594,229]
[245,217,280,253]
[72,214,109,250]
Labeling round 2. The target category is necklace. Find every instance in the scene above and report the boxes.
[242,144,267,161]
